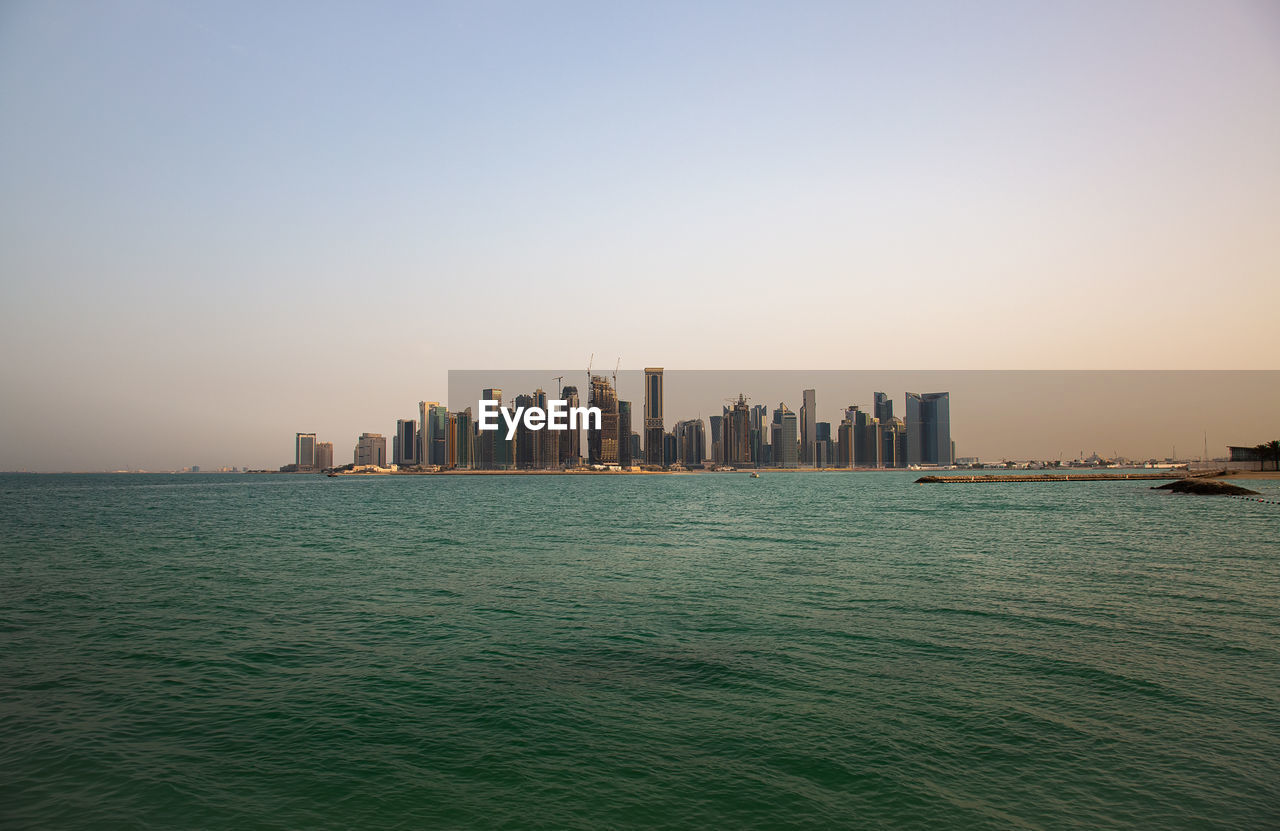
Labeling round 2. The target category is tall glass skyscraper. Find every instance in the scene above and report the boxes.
[905,392,951,466]
[800,389,816,466]
[644,368,664,466]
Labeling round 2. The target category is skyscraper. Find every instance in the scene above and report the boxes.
[314,441,333,470]
[883,417,906,468]
[750,404,768,469]
[905,392,951,466]
[618,399,633,466]
[426,403,448,465]
[451,408,472,469]
[588,375,619,465]
[514,393,536,469]
[800,389,816,466]
[393,419,418,466]
[921,392,952,466]
[771,404,798,468]
[354,433,387,467]
[873,392,893,423]
[815,421,832,467]
[559,385,581,466]
[295,433,316,470]
[853,409,881,468]
[675,419,705,467]
[535,388,558,469]
[722,394,751,467]
[644,368,664,466]
[476,389,511,470]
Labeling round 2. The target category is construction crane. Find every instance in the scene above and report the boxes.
[586,353,594,385]
[612,358,620,391]
[553,375,564,395]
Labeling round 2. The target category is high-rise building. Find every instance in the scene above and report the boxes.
[815,421,832,468]
[675,419,705,467]
[618,400,633,466]
[722,394,751,466]
[905,393,922,466]
[417,402,447,466]
[750,404,768,469]
[853,409,881,468]
[451,408,472,469]
[629,432,641,464]
[588,375,619,465]
[559,385,581,466]
[393,419,418,466]
[476,389,512,470]
[354,433,387,467]
[295,433,316,470]
[837,417,853,467]
[514,393,536,469]
[534,388,558,469]
[922,392,952,466]
[314,441,333,470]
[800,389,816,466]
[708,414,723,465]
[874,392,893,423]
[905,392,951,466]
[644,368,664,466]
[884,417,907,468]
[662,432,678,467]
[771,404,798,468]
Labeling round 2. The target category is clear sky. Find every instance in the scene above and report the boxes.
[1,1,1277,470]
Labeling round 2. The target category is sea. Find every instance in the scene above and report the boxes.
[2,472,1278,830]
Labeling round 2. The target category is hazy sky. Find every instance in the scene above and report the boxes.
[1,1,1277,470]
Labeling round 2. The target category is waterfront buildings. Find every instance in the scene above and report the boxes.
[393,419,418,466]
[772,404,798,468]
[874,392,893,423]
[312,375,953,474]
[618,400,633,467]
[800,389,816,466]
[295,433,316,470]
[815,421,832,468]
[675,419,706,468]
[750,404,768,469]
[644,368,664,466]
[663,432,678,467]
[588,375,619,465]
[448,409,472,469]
[722,395,752,467]
[354,433,387,467]
[852,409,880,468]
[475,388,511,470]
[418,402,447,466]
[882,417,906,468]
[906,392,952,466]
[560,385,581,466]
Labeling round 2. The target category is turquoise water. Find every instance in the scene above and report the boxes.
[2,472,1278,829]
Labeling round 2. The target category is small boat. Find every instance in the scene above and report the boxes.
[750,472,760,478]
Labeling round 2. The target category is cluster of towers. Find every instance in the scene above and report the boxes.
[296,369,952,471]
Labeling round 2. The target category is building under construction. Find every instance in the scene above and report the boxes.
[588,375,620,465]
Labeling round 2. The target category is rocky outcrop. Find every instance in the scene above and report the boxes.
[1154,479,1260,496]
